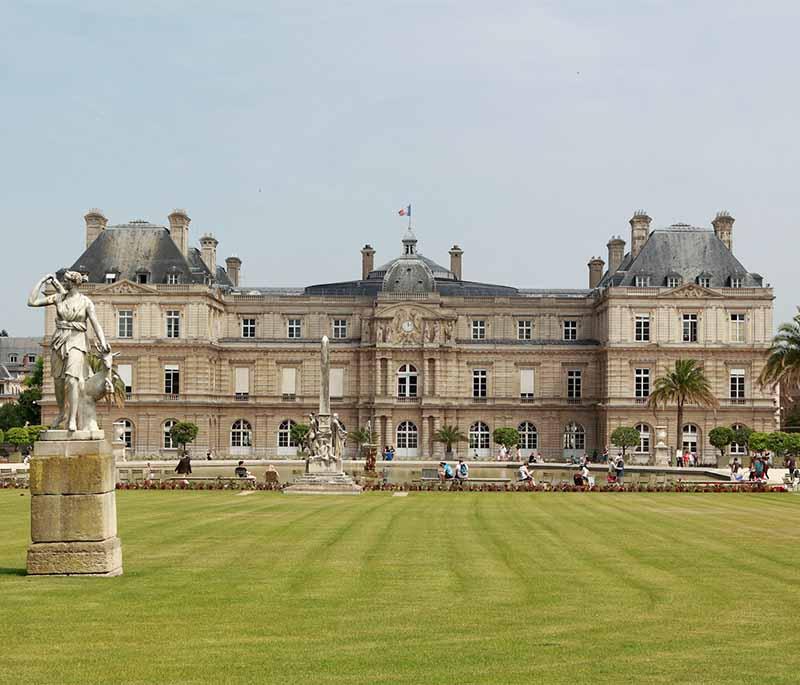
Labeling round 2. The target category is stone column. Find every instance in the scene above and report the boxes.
[27,436,123,576]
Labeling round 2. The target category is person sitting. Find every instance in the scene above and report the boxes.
[264,463,279,484]
[518,463,535,484]
[234,460,249,478]
[385,446,395,461]
[455,459,469,481]
[440,461,454,480]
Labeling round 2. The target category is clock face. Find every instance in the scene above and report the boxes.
[402,320,414,333]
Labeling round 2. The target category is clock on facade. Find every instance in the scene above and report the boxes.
[402,320,414,333]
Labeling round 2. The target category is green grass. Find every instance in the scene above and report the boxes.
[1,490,799,684]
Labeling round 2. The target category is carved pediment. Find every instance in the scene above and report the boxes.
[95,279,158,295]
[663,283,722,298]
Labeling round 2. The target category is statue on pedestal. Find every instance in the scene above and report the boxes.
[27,271,117,435]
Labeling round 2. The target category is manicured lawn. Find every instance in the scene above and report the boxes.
[1,490,799,684]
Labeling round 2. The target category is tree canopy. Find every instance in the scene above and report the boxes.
[169,422,199,454]
[493,427,520,451]
[709,427,734,458]
[610,426,640,456]
[433,425,467,452]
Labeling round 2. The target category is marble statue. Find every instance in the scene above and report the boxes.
[27,271,116,434]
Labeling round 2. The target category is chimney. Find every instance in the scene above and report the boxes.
[361,244,375,280]
[84,209,108,248]
[200,233,219,274]
[588,256,605,288]
[225,256,242,287]
[168,209,191,257]
[712,210,734,250]
[607,236,626,275]
[629,210,651,258]
[449,245,464,280]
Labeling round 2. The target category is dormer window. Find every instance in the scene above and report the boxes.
[697,277,711,288]
[166,274,179,285]
[634,276,650,287]
[105,273,117,284]
[666,276,681,288]
[135,269,150,285]
[729,277,742,289]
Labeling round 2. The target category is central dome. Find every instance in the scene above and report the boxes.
[382,256,436,293]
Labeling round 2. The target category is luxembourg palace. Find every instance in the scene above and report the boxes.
[39,208,777,463]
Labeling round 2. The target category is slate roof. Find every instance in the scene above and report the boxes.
[597,224,764,288]
[71,223,232,286]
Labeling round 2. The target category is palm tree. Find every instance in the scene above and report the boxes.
[433,425,467,457]
[759,312,800,392]
[647,359,718,454]
[348,427,377,458]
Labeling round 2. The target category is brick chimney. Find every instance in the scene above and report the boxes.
[361,244,375,280]
[629,210,651,258]
[588,256,605,288]
[449,245,463,280]
[606,236,626,275]
[225,256,241,287]
[168,209,191,257]
[200,234,218,274]
[84,209,108,248]
[712,210,734,250]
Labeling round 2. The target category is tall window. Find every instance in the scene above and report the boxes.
[397,364,418,398]
[330,368,344,399]
[517,320,532,340]
[469,422,490,451]
[517,422,538,450]
[471,320,486,340]
[563,320,577,341]
[231,419,253,448]
[635,315,650,342]
[287,319,301,339]
[682,424,699,453]
[241,318,256,338]
[567,369,582,399]
[117,364,133,396]
[697,276,711,288]
[472,369,487,398]
[166,310,180,338]
[635,423,650,453]
[730,277,742,288]
[166,273,179,285]
[730,368,746,401]
[332,319,348,339]
[278,419,296,448]
[682,314,698,342]
[119,419,133,449]
[118,310,133,338]
[163,420,176,449]
[635,368,650,399]
[396,421,418,449]
[730,424,748,455]
[164,365,180,395]
[563,422,585,450]
[519,368,534,400]
[730,313,745,343]
[234,367,250,399]
[281,367,297,399]
[634,276,650,287]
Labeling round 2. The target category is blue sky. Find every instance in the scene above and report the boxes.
[2,1,798,334]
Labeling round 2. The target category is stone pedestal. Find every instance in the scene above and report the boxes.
[284,459,362,495]
[27,436,123,576]
[653,426,671,467]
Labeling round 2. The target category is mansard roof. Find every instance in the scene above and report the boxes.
[598,224,763,288]
[70,223,232,286]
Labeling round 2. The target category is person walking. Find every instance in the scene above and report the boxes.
[175,453,192,476]
[615,455,625,486]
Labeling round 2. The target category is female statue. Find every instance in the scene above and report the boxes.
[28,271,111,432]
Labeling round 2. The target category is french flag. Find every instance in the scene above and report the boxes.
[398,205,411,217]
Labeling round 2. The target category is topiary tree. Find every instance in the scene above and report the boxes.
[610,426,639,457]
[290,423,309,454]
[766,431,792,460]
[493,427,520,453]
[731,425,753,455]
[709,426,735,462]
[434,425,467,456]
[6,426,31,454]
[169,421,199,456]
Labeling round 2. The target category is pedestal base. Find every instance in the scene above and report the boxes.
[27,537,123,576]
[283,472,363,495]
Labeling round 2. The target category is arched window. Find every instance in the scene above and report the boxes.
[396,421,418,449]
[397,364,418,398]
[121,419,133,449]
[231,419,253,448]
[278,420,296,448]
[563,422,585,450]
[730,424,748,455]
[163,419,177,449]
[517,422,538,450]
[635,423,651,453]
[469,422,490,451]
[682,424,699,453]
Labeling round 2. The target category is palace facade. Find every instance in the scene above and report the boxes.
[39,208,777,463]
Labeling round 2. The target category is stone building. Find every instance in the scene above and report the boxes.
[0,337,40,406]
[38,208,776,463]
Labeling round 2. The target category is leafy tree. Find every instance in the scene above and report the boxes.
[290,423,309,453]
[27,425,46,443]
[784,433,800,458]
[169,421,199,455]
[731,425,753,454]
[748,431,770,455]
[493,427,520,452]
[709,426,735,460]
[647,360,718,452]
[766,431,792,459]
[24,357,43,389]
[433,425,467,455]
[0,428,4,445]
[6,426,31,452]
[759,312,800,391]
[610,426,640,456]
[0,403,24,431]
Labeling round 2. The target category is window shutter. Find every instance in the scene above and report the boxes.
[235,367,249,394]
[330,368,344,398]
[520,368,534,395]
[281,367,296,395]
[117,364,132,389]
